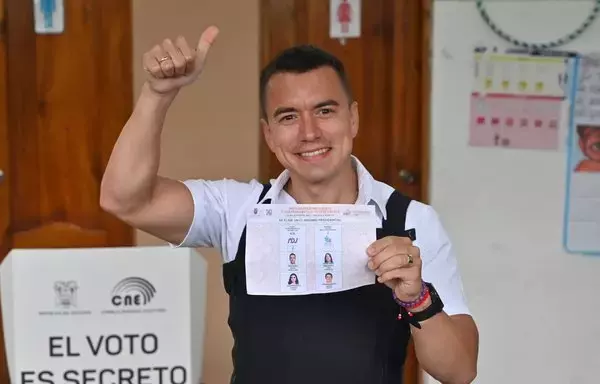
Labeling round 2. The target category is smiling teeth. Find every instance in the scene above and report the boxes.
[301,148,329,157]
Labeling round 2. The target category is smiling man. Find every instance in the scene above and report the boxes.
[100,27,479,384]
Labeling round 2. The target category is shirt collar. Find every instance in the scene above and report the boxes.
[258,155,388,219]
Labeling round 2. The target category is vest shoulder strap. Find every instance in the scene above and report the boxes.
[257,183,272,203]
[379,190,416,240]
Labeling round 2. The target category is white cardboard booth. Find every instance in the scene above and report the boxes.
[0,246,207,384]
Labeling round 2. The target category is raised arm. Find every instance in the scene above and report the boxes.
[100,26,219,245]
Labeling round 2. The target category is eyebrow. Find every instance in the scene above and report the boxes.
[313,99,339,109]
[272,99,341,119]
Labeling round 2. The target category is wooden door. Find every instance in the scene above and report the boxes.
[259,1,432,383]
[0,0,134,381]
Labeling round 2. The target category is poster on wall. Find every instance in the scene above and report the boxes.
[563,53,600,255]
[468,48,571,150]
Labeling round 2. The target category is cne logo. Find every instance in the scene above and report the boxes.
[111,277,156,307]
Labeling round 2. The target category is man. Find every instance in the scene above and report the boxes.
[100,26,479,384]
[324,272,333,284]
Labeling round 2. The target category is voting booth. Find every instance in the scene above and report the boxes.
[0,246,207,384]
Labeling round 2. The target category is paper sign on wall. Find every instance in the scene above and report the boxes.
[33,0,64,34]
[563,53,600,255]
[329,0,361,44]
[468,48,570,150]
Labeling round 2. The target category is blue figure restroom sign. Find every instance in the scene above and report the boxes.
[33,0,64,34]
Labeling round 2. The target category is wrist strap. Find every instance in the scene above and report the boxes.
[395,282,444,329]
[397,307,422,329]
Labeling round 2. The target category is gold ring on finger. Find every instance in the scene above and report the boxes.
[158,56,170,63]
[407,254,413,264]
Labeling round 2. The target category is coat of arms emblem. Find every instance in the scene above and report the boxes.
[54,280,78,308]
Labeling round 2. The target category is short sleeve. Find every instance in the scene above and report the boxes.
[171,179,229,251]
[170,178,263,263]
[407,202,471,316]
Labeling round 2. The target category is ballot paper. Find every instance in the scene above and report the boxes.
[245,204,379,295]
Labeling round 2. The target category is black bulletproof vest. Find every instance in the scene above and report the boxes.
[222,184,413,384]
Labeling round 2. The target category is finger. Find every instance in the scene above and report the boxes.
[143,47,164,79]
[405,245,421,265]
[195,25,220,64]
[378,269,414,284]
[369,244,421,270]
[157,40,175,77]
[367,237,395,257]
[151,44,173,78]
[372,241,411,266]
[175,35,195,74]
[367,247,396,270]
[163,37,186,76]
[374,255,411,275]
[368,236,413,256]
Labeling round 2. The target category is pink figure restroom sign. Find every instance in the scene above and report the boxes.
[329,0,361,41]
[337,0,351,33]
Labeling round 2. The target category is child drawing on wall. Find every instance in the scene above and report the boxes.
[575,125,600,172]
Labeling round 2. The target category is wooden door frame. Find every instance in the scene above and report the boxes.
[257,1,433,383]
[393,0,432,206]
[0,0,10,382]
[0,0,9,257]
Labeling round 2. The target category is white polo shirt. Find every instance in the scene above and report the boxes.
[177,156,470,316]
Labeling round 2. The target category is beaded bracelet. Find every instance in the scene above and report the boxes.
[393,280,429,309]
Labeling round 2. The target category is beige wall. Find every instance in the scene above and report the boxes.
[132,1,260,383]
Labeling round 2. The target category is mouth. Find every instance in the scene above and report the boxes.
[297,147,332,160]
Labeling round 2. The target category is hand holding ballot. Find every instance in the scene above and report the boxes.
[244,204,427,298]
[367,236,423,302]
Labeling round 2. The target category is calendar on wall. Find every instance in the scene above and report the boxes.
[468,50,571,150]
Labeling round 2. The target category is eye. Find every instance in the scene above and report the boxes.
[317,108,335,116]
[591,142,600,151]
[278,114,297,123]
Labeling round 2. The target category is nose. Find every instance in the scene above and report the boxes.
[299,114,321,141]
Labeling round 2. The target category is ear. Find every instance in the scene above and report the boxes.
[261,118,275,152]
[350,101,359,138]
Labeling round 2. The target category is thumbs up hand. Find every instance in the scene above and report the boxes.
[142,26,220,95]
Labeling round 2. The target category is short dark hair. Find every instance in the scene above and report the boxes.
[259,44,353,119]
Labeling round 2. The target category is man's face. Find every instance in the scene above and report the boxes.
[289,254,296,264]
[579,126,600,162]
[325,274,333,283]
[261,66,359,184]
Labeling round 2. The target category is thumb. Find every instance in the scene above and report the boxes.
[196,25,220,62]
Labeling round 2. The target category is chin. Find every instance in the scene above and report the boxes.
[298,171,333,184]
[295,161,345,184]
